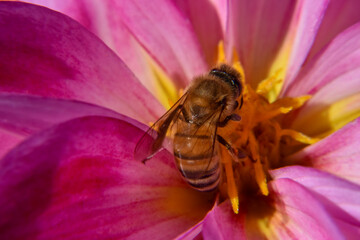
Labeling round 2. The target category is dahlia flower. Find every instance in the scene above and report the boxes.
[0,0,359,239]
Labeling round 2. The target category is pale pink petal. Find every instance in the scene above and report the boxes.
[286,118,360,184]
[271,166,360,225]
[280,0,330,89]
[202,201,246,239]
[208,0,228,32]
[173,0,224,66]
[307,0,360,62]
[0,2,163,123]
[0,116,213,239]
[26,0,127,53]
[114,0,208,87]
[283,22,360,98]
[226,0,328,88]
[270,178,344,239]
[25,0,99,31]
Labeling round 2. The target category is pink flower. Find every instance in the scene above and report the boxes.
[1,1,360,239]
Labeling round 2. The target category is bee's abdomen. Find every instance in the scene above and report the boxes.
[173,132,220,191]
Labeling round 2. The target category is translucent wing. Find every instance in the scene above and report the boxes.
[134,92,188,163]
[173,106,224,182]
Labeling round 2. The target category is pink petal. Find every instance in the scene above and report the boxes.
[0,116,213,239]
[282,22,360,135]
[271,166,360,225]
[173,0,224,66]
[0,2,163,123]
[0,93,141,160]
[286,118,360,184]
[25,0,100,31]
[0,128,24,160]
[280,0,330,89]
[306,0,360,62]
[270,178,344,239]
[283,22,360,98]
[208,0,228,32]
[202,201,246,239]
[334,220,360,239]
[226,0,328,87]
[0,93,142,136]
[175,220,203,240]
[114,0,208,87]
[25,0,164,94]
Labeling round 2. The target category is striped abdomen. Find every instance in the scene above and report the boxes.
[173,126,221,191]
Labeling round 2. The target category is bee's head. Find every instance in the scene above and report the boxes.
[209,64,242,97]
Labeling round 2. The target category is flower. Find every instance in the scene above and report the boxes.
[0,0,360,239]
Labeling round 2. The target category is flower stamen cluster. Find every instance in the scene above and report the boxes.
[217,43,320,214]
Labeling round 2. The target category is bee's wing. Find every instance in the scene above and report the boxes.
[134,92,188,163]
[174,107,223,180]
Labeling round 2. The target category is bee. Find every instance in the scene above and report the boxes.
[134,64,243,191]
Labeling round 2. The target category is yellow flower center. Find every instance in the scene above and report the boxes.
[215,41,319,214]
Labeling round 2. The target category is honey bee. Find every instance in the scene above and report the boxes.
[134,64,243,191]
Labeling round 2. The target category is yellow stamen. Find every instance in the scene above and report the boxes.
[221,147,239,214]
[269,95,312,112]
[249,132,269,196]
[281,129,320,144]
[256,68,283,101]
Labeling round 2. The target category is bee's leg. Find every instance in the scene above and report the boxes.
[180,106,191,123]
[217,113,241,127]
[239,96,244,110]
[217,135,236,155]
[233,100,239,109]
[217,135,246,161]
[232,96,243,112]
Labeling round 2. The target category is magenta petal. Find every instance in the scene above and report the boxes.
[202,201,246,239]
[175,220,203,240]
[287,118,360,184]
[25,0,163,94]
[0,93,142,136]
[0,116,212,239]
[0,93,139,159]
[0,2,164,123]
[0,128,24,160]
[271,166,360,226]
[114,0,208,86]
[270,178,344,239]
